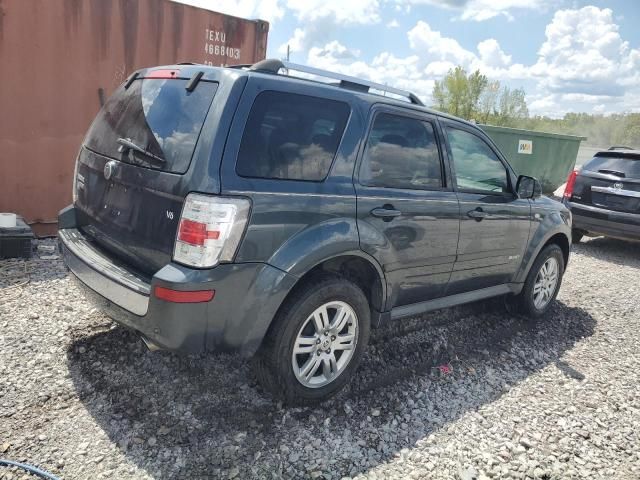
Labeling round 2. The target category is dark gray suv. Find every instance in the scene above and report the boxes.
[58,59,572,404]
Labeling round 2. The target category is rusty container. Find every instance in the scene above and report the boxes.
[0,0,268,236]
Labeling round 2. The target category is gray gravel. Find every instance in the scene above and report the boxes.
[1,237,639,479]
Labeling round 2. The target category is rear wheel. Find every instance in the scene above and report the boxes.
[254,276,370,405]
[510,244,565,318]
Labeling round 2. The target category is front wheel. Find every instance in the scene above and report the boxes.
[511,244,565,318]
[253,276,370,405]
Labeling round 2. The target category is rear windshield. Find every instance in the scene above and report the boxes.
[236,91,350,181]
[584,155,640,179]
[84,78,217,173]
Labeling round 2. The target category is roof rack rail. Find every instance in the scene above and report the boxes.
[608,145,634,151]
[245,58,424,106]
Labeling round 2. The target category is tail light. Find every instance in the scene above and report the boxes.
[173,193,250,268]
[563,170,578,199]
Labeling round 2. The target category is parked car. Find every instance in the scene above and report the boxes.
[563,147,640,243]
[58,59,572,404]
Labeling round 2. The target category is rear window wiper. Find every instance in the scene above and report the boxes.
[117,137,166,164]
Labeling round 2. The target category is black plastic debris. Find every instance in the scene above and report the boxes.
[0,215,34,259]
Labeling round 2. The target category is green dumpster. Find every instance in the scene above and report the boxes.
[480,124,586,194]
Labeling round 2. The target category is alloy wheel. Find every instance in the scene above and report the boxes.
[533,257,559,310]
[291,301,359,388]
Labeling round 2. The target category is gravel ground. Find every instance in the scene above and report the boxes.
[1,237,639,479]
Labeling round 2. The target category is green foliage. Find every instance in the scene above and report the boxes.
[431,65,640,148]
[432,66,488,119]
[432,66,527,125]
[516,113,640,148]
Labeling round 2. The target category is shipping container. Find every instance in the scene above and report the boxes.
[480,125,586,194]
[0,0,268,236]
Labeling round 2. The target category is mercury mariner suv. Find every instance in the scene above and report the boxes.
[59,60,572,404]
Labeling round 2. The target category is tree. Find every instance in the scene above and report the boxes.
[463,70,488,120]
[495,87,528,126]
[479,80,500,123]
[431,66,487,120]
[431,66,528,126]
[431,65,640,147]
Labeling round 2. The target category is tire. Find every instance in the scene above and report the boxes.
[572,229,584,244]
[511,244,565,318]
[253,276,370,405]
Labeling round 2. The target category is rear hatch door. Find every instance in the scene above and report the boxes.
[572,151,640,214]
[74,68,219,275]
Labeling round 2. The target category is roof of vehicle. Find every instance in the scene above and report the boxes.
[137,61,479,130]
[595,149,640,158]
[233,59,481,128]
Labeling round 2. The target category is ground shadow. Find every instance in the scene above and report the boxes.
[573,236,640,269]
[67,299,595,479]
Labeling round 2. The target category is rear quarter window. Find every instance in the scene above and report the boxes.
[236,91,351,181]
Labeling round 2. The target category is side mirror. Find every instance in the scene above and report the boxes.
[516,175,542,199]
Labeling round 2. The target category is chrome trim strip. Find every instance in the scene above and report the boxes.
[591,185,640,199]
[59,229,150,316]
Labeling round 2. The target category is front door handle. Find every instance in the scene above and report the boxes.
[371,207,401,221]
[467,208,489,221]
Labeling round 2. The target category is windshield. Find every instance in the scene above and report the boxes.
[84,78,217,173]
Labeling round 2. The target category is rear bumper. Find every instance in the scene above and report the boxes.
[59,218,297,356]
[565,201,640,241]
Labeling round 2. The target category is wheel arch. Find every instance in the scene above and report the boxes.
[544,232,570,269]
[255,251,388,354]
[291,251,387,313]
[516,227,571,283]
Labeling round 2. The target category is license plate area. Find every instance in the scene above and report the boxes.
[103,182,137,224]
[592,192,640,213]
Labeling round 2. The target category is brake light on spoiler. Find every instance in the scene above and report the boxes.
[173,193,251,268]
[145,69,181,79]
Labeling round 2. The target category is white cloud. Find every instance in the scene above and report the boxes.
[286,0,381,25]
[515,6,640,116]
[396,0,551,22]
[303,20,522,104]
[278,0,383,58]
[304,7,640,116]
[180,0,640,116]
[170,0,284,23]
[278,28,308,54]
[424,60,457,76]
[529,6,640,99]
[307,42,434,100]
[309,41,361,61]
[477,39,511,68]
[408,21,476,65]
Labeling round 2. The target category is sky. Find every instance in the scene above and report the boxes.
[173,0,640,117]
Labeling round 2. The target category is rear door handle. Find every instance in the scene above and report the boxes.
[467,208,489,221]
[371,207,401,221]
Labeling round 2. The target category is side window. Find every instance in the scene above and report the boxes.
[360,113,443,190]
[236,91,350,181]
[446,127,509,194]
